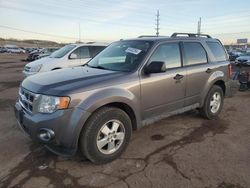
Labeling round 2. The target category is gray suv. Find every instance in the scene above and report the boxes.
[14,33,238,164]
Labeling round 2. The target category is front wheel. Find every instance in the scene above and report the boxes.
[200,85,224,119]
[79,107,132,164]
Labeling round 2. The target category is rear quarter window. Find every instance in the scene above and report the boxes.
[89,46,106,58]
[206,41,227,62]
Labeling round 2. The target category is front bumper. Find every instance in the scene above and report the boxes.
[235,61,250,66]
[14,101,91,156]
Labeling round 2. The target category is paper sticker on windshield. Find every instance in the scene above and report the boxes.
[125,47,142,55]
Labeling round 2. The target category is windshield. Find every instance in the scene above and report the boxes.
[87,40,153,72]
[50,44,76,58]
[40,48,46,53]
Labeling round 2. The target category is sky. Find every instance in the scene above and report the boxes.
[0,0,250,44]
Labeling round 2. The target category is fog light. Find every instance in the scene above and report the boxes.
[38,128,55,142]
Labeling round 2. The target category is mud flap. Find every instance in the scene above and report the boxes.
[225,80,240,97]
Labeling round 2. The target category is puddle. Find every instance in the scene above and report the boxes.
[162,154,190,180]
[145,119,229,161]
[151,134,164,141]
[146,119,230,180]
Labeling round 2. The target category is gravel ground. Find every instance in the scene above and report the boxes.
[0,54,249,188]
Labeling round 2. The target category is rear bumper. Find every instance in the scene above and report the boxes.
[225,80,240,97]
[14,101,91,156]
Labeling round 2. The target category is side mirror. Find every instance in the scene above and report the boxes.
[144,61,166,74]
[69,53,77,59]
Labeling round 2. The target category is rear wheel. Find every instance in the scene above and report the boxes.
[200,85,224,119]
[79,107,132,164]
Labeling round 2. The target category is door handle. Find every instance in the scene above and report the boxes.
[206,68,213,73]
[174,74,184,80]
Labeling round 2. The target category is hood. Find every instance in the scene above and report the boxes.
[30,51,40,55]
[26,57,59,67]
[22,66,126,95]
[237,56,250,61]
[38,53,50,58]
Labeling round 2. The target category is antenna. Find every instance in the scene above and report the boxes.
[155,10,160,37]
[197,17,201,35]
[78,23,81,43]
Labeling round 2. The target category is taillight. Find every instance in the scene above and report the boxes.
[228,63,232,78]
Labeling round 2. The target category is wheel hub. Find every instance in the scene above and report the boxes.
[96,120,125,155]
[210,92,221,114]
[107,132,117,141]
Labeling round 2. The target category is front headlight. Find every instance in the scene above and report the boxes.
[36,95,70,113]
[30,64,42,72]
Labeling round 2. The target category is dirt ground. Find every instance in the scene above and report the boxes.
[0,53,249,188]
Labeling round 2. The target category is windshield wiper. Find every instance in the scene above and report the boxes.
[92,65,106,70]
[86,64,109,70]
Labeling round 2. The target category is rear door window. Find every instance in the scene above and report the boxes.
[183,42,207,66]
[206,42,227,62]
[149,43,181,69]
[71,46,90,59]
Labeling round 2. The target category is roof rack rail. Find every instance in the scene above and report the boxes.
[138,35,167,38]
[171,33,212,38]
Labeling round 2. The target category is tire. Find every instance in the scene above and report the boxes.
[200,85,224,119]
[79,107,132,164]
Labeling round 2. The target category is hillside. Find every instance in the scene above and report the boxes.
[0,38,66,48]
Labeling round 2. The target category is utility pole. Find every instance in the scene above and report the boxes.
[155,10,160,37]
[197,17,201,35]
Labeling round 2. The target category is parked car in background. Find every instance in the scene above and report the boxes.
[23,43,107,77]
[0,47,7,53]
[24,48,33,53]
[26,48,44,61]
[26,48,59,61]
[15,33,238,164]
[36,48,59,59]
[235,52,250,66]
[228,51,240,61]
[6,47,26,53]
[25,47,40,53]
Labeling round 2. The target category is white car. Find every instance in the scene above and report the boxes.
[7,47,26,53]
[23,43,107,77]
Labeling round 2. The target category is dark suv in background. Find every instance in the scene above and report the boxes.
[15,33,238,164]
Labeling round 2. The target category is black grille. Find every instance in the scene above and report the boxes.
[238,59,247,63]
[19,88,37,113]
